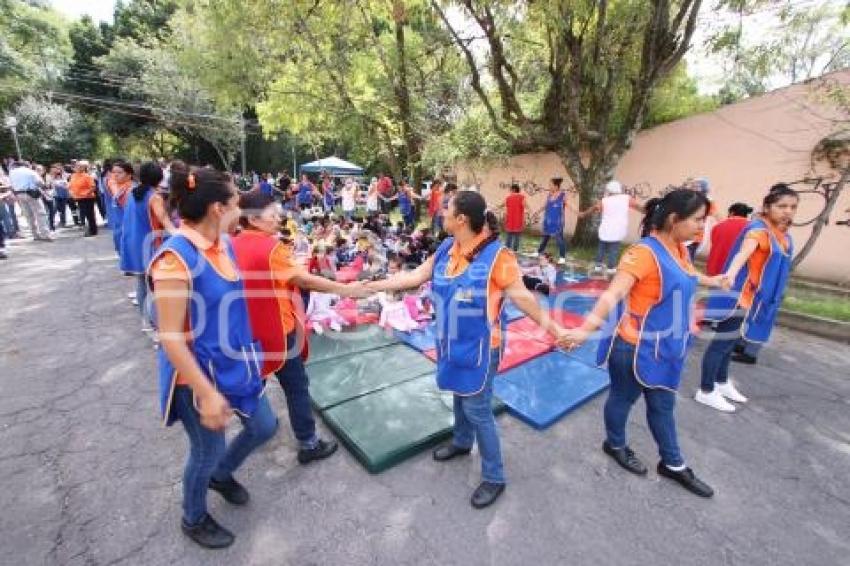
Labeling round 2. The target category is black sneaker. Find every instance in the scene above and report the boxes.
[471,481,505,509]
[731,352,757,365]
[602,441,648,475]
[297,438,338,464]
[209,476,250,505]
[181,514,235,549]
[432,443,472,461]
[0,250,7,260]
[733,343,745,355]
[656,462,714,498]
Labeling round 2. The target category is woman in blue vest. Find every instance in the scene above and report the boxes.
[120,161,176,332]
[149,165,277,549]
[397,179,420,229]
[297,174,319,210]
[368,191,571,509]
[697,184,798,413]
[559,189,729,498]
[532,176,575,264]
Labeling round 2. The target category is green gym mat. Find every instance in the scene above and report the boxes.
[320,372,505,474]
[306,326,398,366]
[307,343,436,410]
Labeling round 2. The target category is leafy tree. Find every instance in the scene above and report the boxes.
[9,94,93,161]
[432,0,704,243]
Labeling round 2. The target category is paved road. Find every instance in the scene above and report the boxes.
[1,231,848,566]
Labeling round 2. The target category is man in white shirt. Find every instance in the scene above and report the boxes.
[9,162,52,241]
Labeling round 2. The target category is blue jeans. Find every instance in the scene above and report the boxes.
[604,337,684,468]
[274,332,319,450]
[173,386,278,525]
[452,350,505,484]
[0,201,18,236]
[136,274,153,327]
[537,232,567,258]
[505,231,521,251]
[700,314,745,392]
[595,241,621,269]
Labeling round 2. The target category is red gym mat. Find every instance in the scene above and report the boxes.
[420,329,552,373]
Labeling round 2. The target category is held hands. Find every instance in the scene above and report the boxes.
[555,326,592,352]
[344,281,374,299]
[197,390,233,431]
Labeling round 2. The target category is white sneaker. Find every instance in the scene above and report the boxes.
[558,257,566,265]
[313,324,324,335]
[528,252,539,258]
[717,381,748,403]
[131,298,140,307]
[695,389,736,413]
[606,268,617,276]
[128,291,137,300]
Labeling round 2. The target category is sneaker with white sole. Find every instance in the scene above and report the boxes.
[527,252,539,258]
[558,257,566,265]
[716,381,748,403]
[128,291,137,300]
[694,388,736,412]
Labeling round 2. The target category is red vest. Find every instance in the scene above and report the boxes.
[504,193,525,232]
[231,230,289,376]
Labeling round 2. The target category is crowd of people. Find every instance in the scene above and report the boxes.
[1,154,800,550]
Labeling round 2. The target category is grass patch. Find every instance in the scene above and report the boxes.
[782,288,850,322]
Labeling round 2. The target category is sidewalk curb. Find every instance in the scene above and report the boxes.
[777,310,850,344]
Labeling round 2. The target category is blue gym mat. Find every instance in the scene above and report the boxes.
[394,323,437,351]
[494,351,610,430]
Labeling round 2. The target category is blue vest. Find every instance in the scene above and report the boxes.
[703,219,793,343]
[298,182,313,205]
[596,237,698,390]
[151,234,265,425]
[399,191,412,215]
[543,191,565,234]
[323,187,335,210]
[432,237,504,395]
[120,189,153,274]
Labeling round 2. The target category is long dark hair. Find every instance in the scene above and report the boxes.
[640,188,709,237]
[133,161,163,202]
[169,162,234,222]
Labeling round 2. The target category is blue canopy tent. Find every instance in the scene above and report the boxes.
[299,156,365,178]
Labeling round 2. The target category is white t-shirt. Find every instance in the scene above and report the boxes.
[341,186,356,211]
[598,194,630,243]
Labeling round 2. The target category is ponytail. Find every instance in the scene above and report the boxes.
[640,189,708,237]
[133,161,163,202]
[169,162,234,222]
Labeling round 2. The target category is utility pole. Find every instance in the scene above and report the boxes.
[240,115,247,175]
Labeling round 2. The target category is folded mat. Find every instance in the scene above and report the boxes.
[308,343,435,410]
[494,352,610,430]
[321,374,503,474]
[306,326,398,366]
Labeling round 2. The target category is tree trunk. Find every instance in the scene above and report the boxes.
[791,168,848,270]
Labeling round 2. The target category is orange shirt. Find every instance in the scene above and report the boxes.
[616,239,697,345]
[68,173,96,199]
[738,221,790,309]
[269,240,305,334]
[149,227,238,385]
[445,233,522,348]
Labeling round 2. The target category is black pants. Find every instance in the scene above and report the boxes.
[42,197,56,231]
[78,198,98,235]
[55,197,70,226]
[68,199,81,225]
[95,190,106,219]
